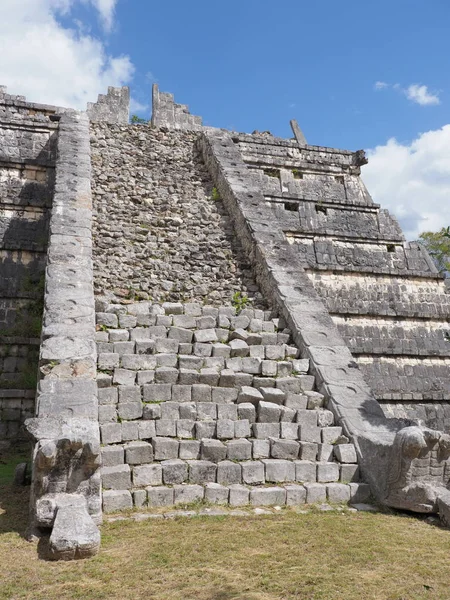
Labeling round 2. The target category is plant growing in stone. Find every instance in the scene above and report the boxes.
[232,291,250,314]
[211,187,220,201]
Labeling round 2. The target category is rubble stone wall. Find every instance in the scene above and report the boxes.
[90,124,262,307]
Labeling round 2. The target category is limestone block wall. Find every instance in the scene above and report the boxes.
[0,88,61,438]
[96,300,369,511]
[90,124,262,307]
[230,132,450,429]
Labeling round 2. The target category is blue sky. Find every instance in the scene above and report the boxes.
[89,0,449,151]
[1,0,449,238]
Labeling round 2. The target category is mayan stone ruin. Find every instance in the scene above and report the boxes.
[1,82,450,560]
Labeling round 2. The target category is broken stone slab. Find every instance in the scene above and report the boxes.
[48,497,100,560]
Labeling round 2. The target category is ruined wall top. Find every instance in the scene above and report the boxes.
[151,84,203,130]
[86,86,130,125]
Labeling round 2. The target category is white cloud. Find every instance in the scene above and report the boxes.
[373,81,441,107]
[85,0,117,32]
[130,98,149,114]
[0,0,133,110]
[362,125,450,240]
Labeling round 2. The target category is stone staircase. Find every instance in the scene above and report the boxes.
[96,300,370,511]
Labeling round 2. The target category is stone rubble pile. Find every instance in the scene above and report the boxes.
[96,300,369,511]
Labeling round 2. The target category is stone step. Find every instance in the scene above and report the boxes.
[101,457,359,491]
[102,481,371,512]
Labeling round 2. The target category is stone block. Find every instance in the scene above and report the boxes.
[298,375,315,391]
[114,342,136,357]
[229,339,249,357]
[317,410,334,427]
[137,371,155,384]
[227,439,252,460]
[101,445,124,467]
[304,482,327,504]
[118,402,143,420]
[317,462,340,483]
[285,484,307,505]
[138,421,156,440]
[162,459,188,484]
[292,359,309,373]
[285,394,308,410]
[192,384,212,403]
[109,329,130,342]
[321,427,343,444]
[152,437,179,460]
[121,355,157,370]
[168,327,194,343]
[250,487,286,506]
[280,422,299,439]
[155,337,179,354]
[299,422,322,443]
[252,423,280,439]
[237,403,256,423]
[261,360,277,377]
[249,345,265,358]
[258,401,281,423]
[143,403,161,420]
[194,343,212,357]
[252,439,270,459]
[234,420,251,438]
[229,484,249,506]
[196,421,216,439]
[201,440,227,462]
[216,420,235,440]
[263,459,295,482]
[197,403,217,420]
[242,461,265,484]
[265,345,285,360]
[186,460,217,485]
[156,420,176,437]
[136,340,156,354]
[102,464,131,490]
[205,483,229,504]
[172,385,192,403]
[98,352,120,370]
[103,490,133,513]
[155,367,179,383]
[133,490,147,508]
[216,461,242,485]
[98,387,118,405]
[340,464,360,483]
[113,369,136,386]
[143,383,172,402]
[212,387,238,404]
[294,460,316,482]
[194,329,218,343]
[179,440,201,460]
[161,402,180,420]
[125,441,153,465]
[241,357,262,374]
[147,486,174,507]
[122,422,139,441]
[306,391,325,409]
[334,444,358,464]
[119,386,141,403]
[101,423,122,444]
[173,484,204,505]
[99,405,117,424]
[260,388,286,405]
[327,483,351,503]
[299,442,318,461]
[198,368,220,386]
[177,419,195,439]
[349,482,371,504]
[317,443,334,462]
[156,353,178,368]
[179,369,200,385]
[276,378,302,394]
[270,439,299,460]
[179,403,196,419]
[217,405,238,420]
[277,362,293,377]
[133,464,162,487]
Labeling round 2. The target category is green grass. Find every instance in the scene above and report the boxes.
[1,462,450,600]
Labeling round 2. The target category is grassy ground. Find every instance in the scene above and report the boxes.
[1,450,450,600]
